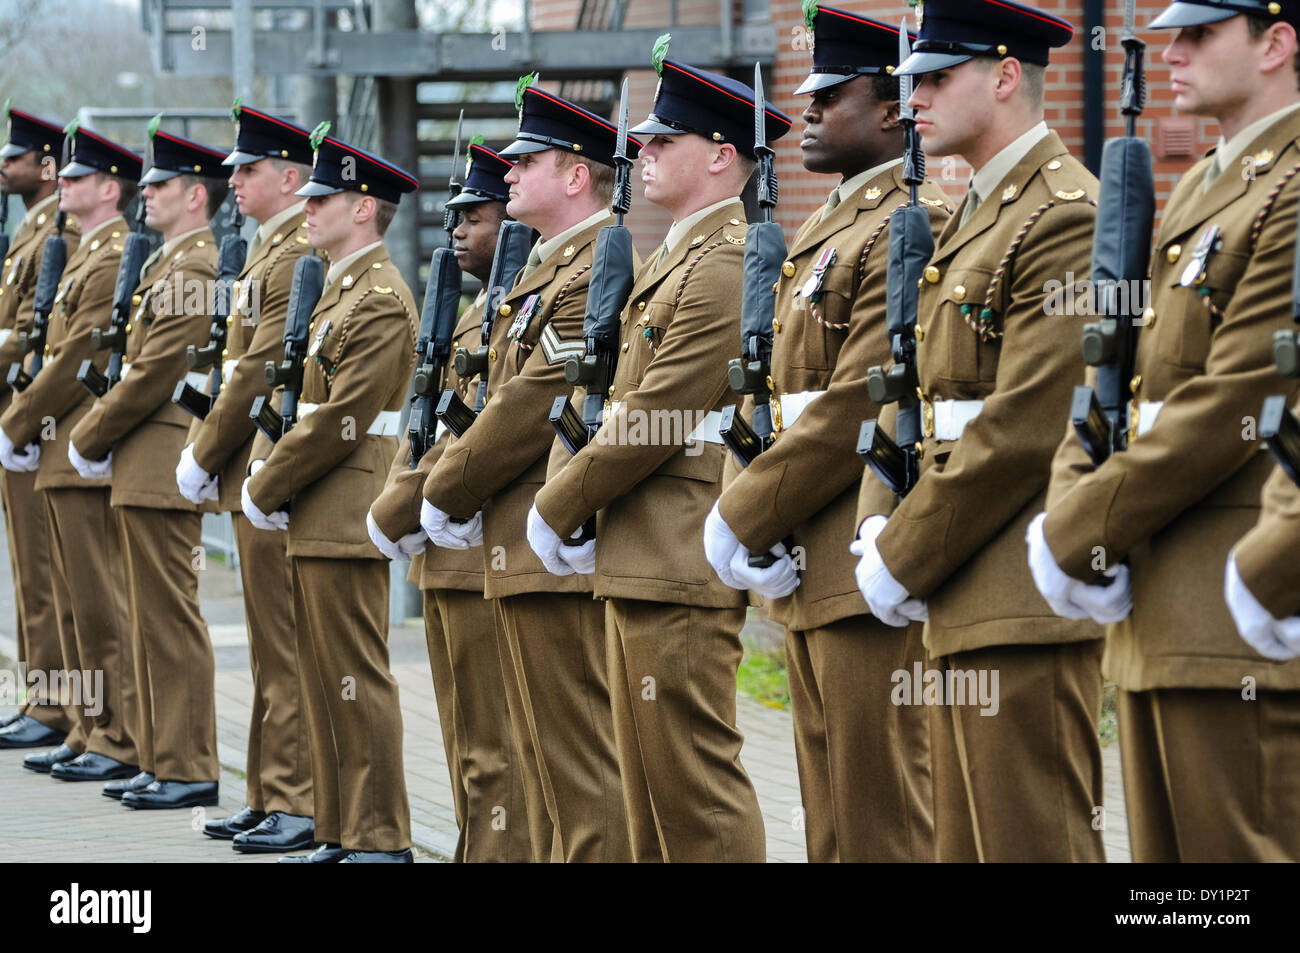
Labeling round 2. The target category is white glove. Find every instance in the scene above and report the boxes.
[850,515,928,627]
[1225,553,1300,661]
[728,544,800,599]
[703,502,744,590]
[366,510,426,561]
[68,441,111,480]
[557,531,596,574]
[526,504,579,576]
[1026,512,1131,624]
[420,497,483,549]
[0,429,39,472]
[175,443,218,504]
[241,467,288,531]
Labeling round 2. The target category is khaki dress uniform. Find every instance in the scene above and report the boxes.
[244,243,417,853]
[424,216,631,862]
[861,132,1106,861]
[372,300,531,862]
[0,194,80,731]
[1,216,136,763]
[1043,109,1300,861]
[534,201,767,862]
[718,165,951,861]
[70,228,219,782]
[186,210,311,818]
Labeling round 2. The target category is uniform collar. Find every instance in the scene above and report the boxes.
[254,199,307,247]
[664,197,743,257]
[534,209,610,265]
[1212,101,1300,177]
[325,239,384,291]
[836,157,902,206]
[20,192,60,229]
[969,120,1048,208]
[78,216,119,247]
[160,225,210,260]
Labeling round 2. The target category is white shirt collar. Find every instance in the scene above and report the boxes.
[969,121,1049,206]
[1213,101,1300,176]
[534,209,611,265]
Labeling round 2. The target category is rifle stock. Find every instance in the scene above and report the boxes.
[84,229,152,397]
[248,254,324,441]
[408,246,463,466]
[8,229,68,392]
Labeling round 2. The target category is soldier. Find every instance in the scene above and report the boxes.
[0,105,79,749]
[421,82,635,862]
[368,142,532,862]
[1031,0,1300,860]
[852,0,1107,861]
[174,104,316,852]
[706,6,949,862]
[0,123,142,781]
[241,130,419,863]
[1228,446,1300,659]
[526,46,787,862]
[67,120,224,809]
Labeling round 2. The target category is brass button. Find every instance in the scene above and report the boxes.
[1130,374,1142,393]
[131,294,142,305]
[499,303,512,317]
[782,261,796,278]
[924,265,940,284]
[309,322,315,333]
[917,278,923,290]
[953,284,966,301]
[772,281,779,293]
[1167,244,1181,264]
[1143,306,1155,327]
[637,301,645,311]
[621,342,629,352]
[608,385,615,396]
[639,315,649,327]
[225,316,233,328]
[1046,159,1062,171]
[221,348,229,358]
[125,324,132,333]
[772,318,782,334]
[915,327,925,342]
[489,347,498,361]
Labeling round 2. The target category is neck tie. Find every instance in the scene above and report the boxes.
[520,244,543,280]
[958,188,982,228]
[245,229,263,265]
[1202,155,1222,193]
[820,188,841,223]
[654,242,669,268]
[139,245,165,283]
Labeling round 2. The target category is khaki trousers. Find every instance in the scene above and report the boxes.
[2,467,69,731]
[425,588,531,862]
[606,598,766,862]
[1119,687,1300,861]
[293,556,409,852]
[232,514,310,815]
[45,488,136,764]
[929,639,1106,862]
[116,506,217,781]
[786,616,933,862]
[496,591,629,862]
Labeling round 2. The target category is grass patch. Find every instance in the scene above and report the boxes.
[737,636,790,710]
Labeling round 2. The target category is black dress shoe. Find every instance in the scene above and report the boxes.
[203,805,267,840]
[103,771,154,800]
[339,849,414,863]
[50,752,138,782]
[233,811,315,853]
[121,779,218,810]
[0,715,67,749]
[278,843,349,864]
[22,744,78,773]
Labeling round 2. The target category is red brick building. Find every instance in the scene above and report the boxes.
[532,0,1217,257]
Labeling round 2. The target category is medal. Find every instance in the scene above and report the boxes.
[1180,224,1221,288]
[798,248,837,299]
[308,318,331,356]
[509,294,541,341]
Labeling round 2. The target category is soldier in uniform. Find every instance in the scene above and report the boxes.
[421,83,635,862]
[0,123,142,781]
[853,0,1107,861]
[242,130,418,863]
[526,47,787,862]
[1228,434,1300,657]
[68,121,224,808]
[1032,0,1300,861]
[368,142,532,862]
[707,7,948,862]
[0,106,79,749]
[175,104,316,852]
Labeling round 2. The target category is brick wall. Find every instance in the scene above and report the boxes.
[529,1,1216,255]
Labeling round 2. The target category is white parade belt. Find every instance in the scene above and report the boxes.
[117,363,208,391]
[930,399,985,442]
[776,389,826,431]
[222,359,239,384]
[0,329,10,347]
[1136,400,1162,437]
[297,402,402,436]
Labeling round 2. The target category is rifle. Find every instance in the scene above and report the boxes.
[1260,194,1300,485]
[7,208,68,392]
[248,253,324,443]
[407,111,464,466]
[1070,0,1153,464]
[0,193,9,273]
[436,217,534,437]
[548,78,635,456]
[857,21,932,498]
[78,202,152,397]
[173,204,248,420]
